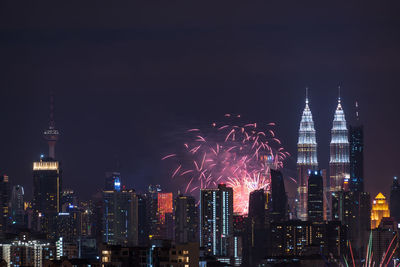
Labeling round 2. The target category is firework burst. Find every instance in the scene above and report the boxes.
[163,114,290,214]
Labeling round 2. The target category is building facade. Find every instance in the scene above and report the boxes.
[103,189,138,246]
[307,170,324,221]
[200,184,233,257]
[174,194,198,244]
[32,157,62,239]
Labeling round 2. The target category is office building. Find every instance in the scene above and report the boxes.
[0,174,10,233]
[297,89,318,221]
[10,185,25,227]
[307,170,324,221]
[103,189,138,246]
[175,194,198,244]
[349,124,364,192]
[200,184,233,257]
[33,157,62,238]
[390,176,400,222]
[371,193,390,229]
[270,169,288,222]
[137,194,148,245]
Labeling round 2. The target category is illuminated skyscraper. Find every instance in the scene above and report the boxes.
[102,189,138,246]
[33,157,62,238]
[157,192,173,240]
[297,89,318,221]
[200,184,233,257]
[329,94,350,192]
[371,193,390,229]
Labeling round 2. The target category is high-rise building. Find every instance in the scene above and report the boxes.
[307,170,324,221]
[297,89,318,221]
[157,192,173,240]
[10,185,25,226]
[390,176,400,222]
[137,194,149,246]
[349,125,364,192]
[57,209,81,242]
[105,172,121,192]
[270,169,288,222]
[43,93,60,160]
[103,189,138,246]
[371,193,390,229]
[61,189,78,212]
[174,194,198,244]
[0,174,10,233]
[33,157,62,238]
[200,184,233,257]
[244,188,270,266]
[329,94,350,193]
[146,184,161,239]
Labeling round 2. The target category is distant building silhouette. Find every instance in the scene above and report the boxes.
[270,169,288,222]
[307,170,323,221]
[390,176,400,222]
[174,194,198,244]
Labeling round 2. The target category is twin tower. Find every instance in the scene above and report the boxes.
[297,89,350,221]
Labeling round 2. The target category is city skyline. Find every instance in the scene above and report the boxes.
[1,3,400,202]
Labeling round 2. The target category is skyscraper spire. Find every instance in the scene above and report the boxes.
[43,92,60,159]
[297,88,318,221]
[329,91,349,192]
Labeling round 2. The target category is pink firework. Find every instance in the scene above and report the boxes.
[163,115,289,214]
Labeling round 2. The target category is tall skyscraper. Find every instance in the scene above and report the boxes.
[329,94,350,192]
[0,174,10,233]
[246,189,269,266]
[297,89,318,221]
[103,189,138,246]
[43,93,60,160]
[157,192,173,240]
[104,172,121,192]
[390,176,400,222]
[270,169,288,222]
[371,193,390,229]
[137,194,149,245]
[200,184,233,257]
[349,124,364,192]
[33,156,62,238]
[146,184,161,239]
[175,194,198,244]
[10,185,25,226]
[307,170,324,221]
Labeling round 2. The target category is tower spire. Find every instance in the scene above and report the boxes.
[305,87,309,104]
[43,92,60,159]
[355,101,359,121]
[338,85,341,103]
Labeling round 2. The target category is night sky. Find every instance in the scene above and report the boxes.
[1,2,400,201]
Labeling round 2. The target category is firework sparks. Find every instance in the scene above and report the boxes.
[163,116,288,214]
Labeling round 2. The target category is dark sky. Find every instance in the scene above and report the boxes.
[1,2,400,201]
